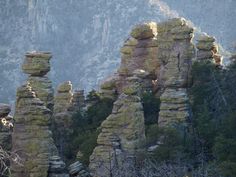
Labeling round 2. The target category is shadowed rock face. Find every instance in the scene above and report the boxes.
[11,83,58,177]
[0,103,12,150]
[89,93,145,177]
[48,156,69,177]
[0,104,11,118]
[53,81,74,159]
[22,52,54,110]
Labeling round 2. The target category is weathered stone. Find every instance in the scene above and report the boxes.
[53,81,80,161]
[158,88,190,127]
[22,51,52,76]
[0,104,12,151]
[68,161,91,177]
[48,156,69,177]
[28,76,54,110]
[11,83,58,177]
[196,33,222,65]
[0,103,11,117]
[130,22,157,40]
[89,93,145,177]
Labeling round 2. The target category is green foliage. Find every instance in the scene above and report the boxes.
[141,91,160,125]
[67,90,114,165]
[188,60,236,176]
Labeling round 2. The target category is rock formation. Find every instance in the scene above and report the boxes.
[89,93,145,177]
[53,81,83,160]
[0,103,12,150]
[157,18,195,127]
[53,81,74,158]
[22,52,54,110]
[196,33,222,65]
[11,83,58,177]
[89,18,197,176]
[68,161,91,177]
[48,156,69,177]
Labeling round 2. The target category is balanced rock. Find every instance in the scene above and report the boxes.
[22,51,54,110]
[130,22,157,40]
[22,52,52,76]
[11,83,58,177]
[48,156,69,177]
[68,161,91,177]
[89,93,145,177]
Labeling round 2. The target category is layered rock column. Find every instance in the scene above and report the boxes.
[196,33,222,65]
[22,52,54,110]
[116,22,160,94]
[11,83,58,177]
[89,93,145,177]
[0,103,12,150]
[53,81,75,158]
[156,18,195,127]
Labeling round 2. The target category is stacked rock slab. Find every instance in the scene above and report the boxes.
[11,83,58,177]
[89,93,145,177]
[0,103,12,150]
[48,156,69,177]
[116,22,160,94]
[99,22,160,101]
[196,33,222,65]
[53,81,74,158]
[157,18,195,127]
[22,52,54,110]
[68,161,91,177]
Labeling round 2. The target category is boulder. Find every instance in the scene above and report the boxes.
[22,52,52,76]
[130,22,157,40]
[68,161,91,177]
[48,156,69,177]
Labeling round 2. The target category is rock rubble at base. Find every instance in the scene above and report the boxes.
[48,156,69,177]
[68,161,91,177]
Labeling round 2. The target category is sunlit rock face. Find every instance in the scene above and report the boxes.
[156,18,195,127]
[1,0,235,103]
[22,52,54,110]
[89,93,145,177]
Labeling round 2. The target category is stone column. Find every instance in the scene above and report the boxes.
[89,93,145,177]
[11,83,58,177]
[22,52,54,110]
[157,18,195,127]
